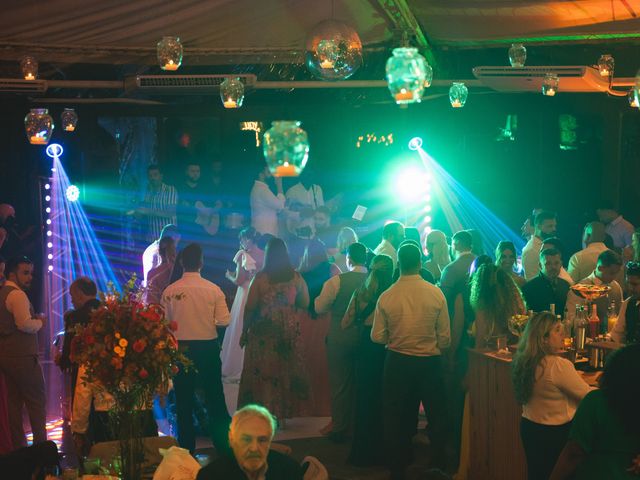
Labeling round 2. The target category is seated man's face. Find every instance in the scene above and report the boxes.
[230,417,272,473]
[541,254,562,280]
[314,212,329,230]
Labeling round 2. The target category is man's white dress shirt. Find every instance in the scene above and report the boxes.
[522,236,543,280]
[4,280,42,333]
[373,239,398,268]
[610,296,637,344]
[371,274,450,356]
[162,272,230,341]
[314,266,367,314]
[250,180,285,236]
[285,183,324,210]
[605,215,634,249]
[567,242,608,284]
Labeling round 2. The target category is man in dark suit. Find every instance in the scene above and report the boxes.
[197,404,304,480]
[521,248,571,314]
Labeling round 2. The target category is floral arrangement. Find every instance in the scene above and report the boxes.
[508,314,530,337]
[70,275,188,407]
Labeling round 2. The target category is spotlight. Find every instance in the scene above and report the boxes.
[408,137,423,151]
[45,207,51,213]
[66,185,80,202]
[45,143,64,159]
[48,265,53,272]
[47,231,52,237]
[45,195,51,202]
[45,184,50,190]
[46,219,51,225]
[47,242,52,248]
[394,166,430,202]
[47,254,53,260]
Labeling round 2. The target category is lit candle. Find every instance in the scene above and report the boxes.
[320,59,334,69]
[163,60,179,71]
[599,69,609,77]
[29,135,47,145]
[64,125,75,132]
[275,164,297,177]
[24,73,35,80]
[451,99,462,108]
[223,98,238,108]
[395,90,414,102]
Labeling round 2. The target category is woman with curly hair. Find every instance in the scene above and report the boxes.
[550,343,640,479]
[512,312,592,480]
[469,263,526,348]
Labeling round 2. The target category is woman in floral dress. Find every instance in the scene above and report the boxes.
[238,237,310,420]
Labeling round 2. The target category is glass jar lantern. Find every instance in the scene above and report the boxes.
[597,54,614,77]
[21,56,38,80]
[508,44,527,68]
[386,47,431,105]
[220,78,244,108]
[157,36,183,71]
[449,82,468,108]
[262,121,309,177]
[25,108,54,145]
[542,73,559,96]
[305,19,363,81]
[61,108,78,132]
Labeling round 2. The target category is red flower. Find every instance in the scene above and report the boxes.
[171,365,179,375]
[132,340,146,353]
[139,368,149,379]
[169,321,178,332]
[85,334,96,345]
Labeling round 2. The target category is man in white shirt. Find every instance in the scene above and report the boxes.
[373,221,405,268]
[285,170,324,212]
[568,222,609,283]
[372,244,451,477]
[440,230,476,317]
[250,165,285,236]
[140,165,178,243]
[522,210,557,280]
[611,262,640,344]
[162,243,231,453]
[565,250,624,327]
[0,256,47,447]
[314,242,368,442]
[597,205,635,249]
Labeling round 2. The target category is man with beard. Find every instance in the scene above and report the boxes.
[0,256,47,447]
[197,404,304,480]
[522,248,571,314]
[522,210,558,280]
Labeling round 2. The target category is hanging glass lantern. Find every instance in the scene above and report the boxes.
[262,121,309,177]
[220,78,244,109]
[508,44,527,68]
[542,73,559,96]
[60,108,78,132]
[20,56,38,80]
[597,54,614,77]
[305,20,362,81]
[628,89,639,108]
[449,82,468,108]
[157,36,183,71]
[386,48,431,105]
[24,108,54,145]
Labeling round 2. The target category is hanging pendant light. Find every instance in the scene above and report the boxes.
[542,73,559,96]
[449,82,468,108]
[262,121,309,177]
[305,19,363,81]
[25,108,54,145]
[597,54,614,77]
[60,108,78,132]
[20,56,38,80]
[508,44,527,68]
[220,78,244,109]
[386,47,431,105]
[157,36,183,71]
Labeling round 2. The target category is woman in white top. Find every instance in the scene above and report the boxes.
[512,311,593,480]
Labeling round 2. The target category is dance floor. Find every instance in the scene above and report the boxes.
[24,361,438,479]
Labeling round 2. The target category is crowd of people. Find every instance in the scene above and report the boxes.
[1,161,640,479]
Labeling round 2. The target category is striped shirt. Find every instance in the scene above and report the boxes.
[144,183,177,241]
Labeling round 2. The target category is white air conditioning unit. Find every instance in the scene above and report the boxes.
[125,74,257,95]
[0,79,47,94]
[472,66,609,93]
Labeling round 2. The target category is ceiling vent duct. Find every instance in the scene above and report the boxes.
[472,66,609,93]
[125,74,257,95]
[0,78,47,94]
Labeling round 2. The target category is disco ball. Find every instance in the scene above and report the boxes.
[305,19,362,81]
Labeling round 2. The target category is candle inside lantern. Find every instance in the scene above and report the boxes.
[451,99,462,108]
[163,60,179,71]
[320,59,334,69]
[275,163,297,177]
[29,135,47,145]
[64,125,76,132]
[599,69,610,77]
[545,89,556,97]
[395,89,414,101]
[223,98,238,109]
[24,73,35,81]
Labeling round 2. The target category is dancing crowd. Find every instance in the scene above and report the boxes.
[0,160,640,479]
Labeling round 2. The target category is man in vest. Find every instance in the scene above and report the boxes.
[612,262,640,344]
[315,242,368,442]
[0,256,47,447]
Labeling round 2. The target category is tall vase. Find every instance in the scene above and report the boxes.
[110,395,146,480]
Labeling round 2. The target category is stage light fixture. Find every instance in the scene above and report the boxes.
[66,185,80,202]
[408,137,423,151]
